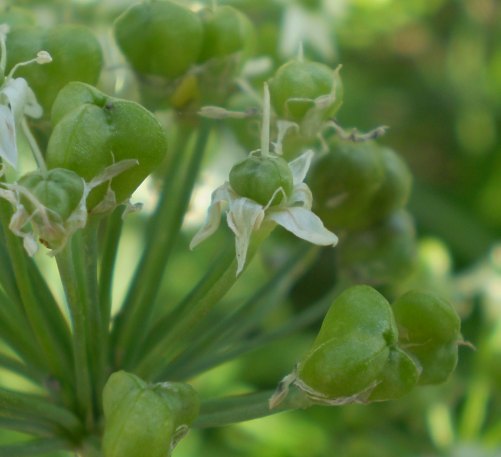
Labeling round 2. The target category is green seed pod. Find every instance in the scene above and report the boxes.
[114,0,203,80]
[17,168,85,249]
[6,24,102,113]
[18,168,85,224]
[392,291,460,385]
[269,60,342,123]
[368,347,421,401]
[297,332,390,399]
[308,140,385,230]
[337,210,417,286]
[229,154,293,206]
[407,341,458,385]
[392,290,461,345]
[365,147,413,224]
[199,5,254,62]
[315,285,398,347]
[103,371,200,457]
[47,83,168,209]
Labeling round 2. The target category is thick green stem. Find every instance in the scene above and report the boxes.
[164,245,316,379]
[112,121,211,368]
[194,388,311,429]
[55,239,93,427]
[136,224,274,380]
[0,198,73,388]
[0,438,69,457]
[81,219,106,416]
[0,388,82,438]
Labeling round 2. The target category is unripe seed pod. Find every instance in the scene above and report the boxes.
[392,291,460,385]
[297,332,390,398]
[47,82,168,208]
[308,140,385,230]
[368,347,420,401]
[269,60,342,123]
[114,0,203,80]
[337,210,417,286]
[199,5,254,62]
[366,147,412,224]
[229,154,293,206]
[392,290,461,345]
[315,285,398,347]
[6,24,102,113]
[102,371,200,457]
[18,168,85,224]
[407,341,458,385]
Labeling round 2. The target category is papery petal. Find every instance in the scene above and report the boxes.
[289,182,313,210]
[190,184,230,250]
[267,206,338,246]
[1,78,42,120]
[289,150,313,185]
[226,197,265,275]
[0,105,17,167]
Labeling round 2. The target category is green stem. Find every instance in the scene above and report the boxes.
[0,418,55,438]
[175,281,345,380]
[0,287,46,372]
[0,198,72,387]
[81,218,106,416]
[55,238,93,427]
[98,205,125,348]
[137,224,274,380]
[0,438,69,457]
[194,388,310,428]
[0,352,44,384]
[0,388,82,437]
[164,245,316,378]
[112,121,211,369]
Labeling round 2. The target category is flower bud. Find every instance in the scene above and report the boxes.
[269,59,342,123]
[5,24,102,113]
[114,0,203,80]
[229,154,293,206]
[102,371,199,457]
[47,82,168,209]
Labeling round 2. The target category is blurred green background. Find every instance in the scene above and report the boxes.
[1,0,501,456]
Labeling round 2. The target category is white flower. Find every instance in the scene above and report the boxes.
[190,150,338,275]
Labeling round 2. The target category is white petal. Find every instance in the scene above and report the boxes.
[289,150,314,185]
[1,78,42,120]
[226,197,265,275]
[289,182,313,210]
[189,184,229,250]
[0,105,17,167]
[267,206,338,246]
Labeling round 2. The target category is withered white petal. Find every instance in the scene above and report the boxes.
[226,197,264,275]
[267,206,338,246]
[0,105,17,167]
[1,77,42,120]
[289,149,313,185]
[288,182,313,210]
[189,184,230,250]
